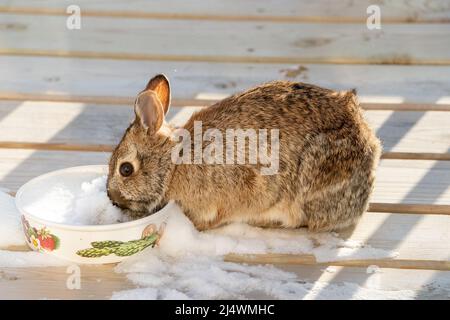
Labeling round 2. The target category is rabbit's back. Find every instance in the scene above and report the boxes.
[187,81,363,136]
[174,81,381,231]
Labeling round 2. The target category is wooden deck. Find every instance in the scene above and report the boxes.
[0,0,449,299]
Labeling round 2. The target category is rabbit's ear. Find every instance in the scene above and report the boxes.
[144,74,171,115]
[134,90,164,133]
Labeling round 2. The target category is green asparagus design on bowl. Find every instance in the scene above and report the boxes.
[76,223,165,258]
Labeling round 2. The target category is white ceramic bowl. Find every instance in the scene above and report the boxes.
[15,165,172,264]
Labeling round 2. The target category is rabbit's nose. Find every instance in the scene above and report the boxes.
[107,188,127,208]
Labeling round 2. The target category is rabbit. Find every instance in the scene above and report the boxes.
[107,74,381,232]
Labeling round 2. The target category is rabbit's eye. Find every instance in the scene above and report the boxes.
[119,162,134,177]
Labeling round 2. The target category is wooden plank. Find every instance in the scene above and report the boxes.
[373,160,450,206]
[0,149,108,192]
[0,265,133,299]
[1,56,450,106]
[225,255,450,271]
[0,101,201,146]
[0,264,448,299]
[0,0,449,23]
[369,203,450,215]
[0,101,129,147]
[1,101,449,157]
[362,103,450,112]
[380,153,450,161]
[2,93,450,112]
[340,212,450,262]
[223,212,450,265]
[1,15,450,65]
[0,142,114,153]
[344,211,450,262]
[364,110,450,154]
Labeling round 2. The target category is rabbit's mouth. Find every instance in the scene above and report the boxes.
[119,200,167,219]
[108,187,164,217]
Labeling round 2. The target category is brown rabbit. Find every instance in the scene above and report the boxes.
[107,74,381,231]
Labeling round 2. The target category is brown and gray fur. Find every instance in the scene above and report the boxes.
[107,74,381,231]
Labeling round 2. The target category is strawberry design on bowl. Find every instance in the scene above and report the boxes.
[37,228,60,251]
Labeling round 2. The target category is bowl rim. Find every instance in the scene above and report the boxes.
[15,165,172,232]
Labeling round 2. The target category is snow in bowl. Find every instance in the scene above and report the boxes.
[15,165,172,264]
